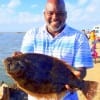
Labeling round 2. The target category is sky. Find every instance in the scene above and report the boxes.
[0,0,100,32]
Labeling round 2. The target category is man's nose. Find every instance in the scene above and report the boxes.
[52,13,59,19]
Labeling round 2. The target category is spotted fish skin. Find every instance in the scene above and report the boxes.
[3,53,98,100]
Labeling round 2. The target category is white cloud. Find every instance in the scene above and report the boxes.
[7,0,21,8]
[0,0,21,19]
[0,0,43,25]
[78,0,88,5]
[31,4,38,9]
[0,0,100,31]
[0,0,21,24]
[17,12,43,24]
[65,0,100,29]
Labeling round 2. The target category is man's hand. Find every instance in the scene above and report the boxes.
[12,51,23,57]
[65,68,86,91]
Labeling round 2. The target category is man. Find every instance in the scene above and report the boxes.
[14,0,93,99]
[89,30,96,48]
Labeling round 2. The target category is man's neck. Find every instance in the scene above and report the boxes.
[46,25,65,37]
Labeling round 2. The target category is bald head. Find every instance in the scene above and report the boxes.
[44,0,67,34]
[47,0,65,4]
[45,0,66,12]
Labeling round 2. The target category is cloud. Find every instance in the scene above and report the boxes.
[65,0,100,29]
[16,12,43,24]
[0,0,21,24]
[78,0,88,5]
[0,0,21,20]
[7,0,21,8]
[0,0,99,31]
[0,0,43,25]
[31,4,38,9]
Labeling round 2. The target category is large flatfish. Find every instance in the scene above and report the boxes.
[3,53,98,100]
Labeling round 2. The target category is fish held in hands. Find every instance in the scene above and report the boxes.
[3,53,99,100]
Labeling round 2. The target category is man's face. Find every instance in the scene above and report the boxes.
[44,2,67,32]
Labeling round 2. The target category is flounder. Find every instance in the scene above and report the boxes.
[3,53,98,100]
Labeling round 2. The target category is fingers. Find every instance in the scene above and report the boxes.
[73,70,81,78]
[12,51,23,57]
[65,84,78,92]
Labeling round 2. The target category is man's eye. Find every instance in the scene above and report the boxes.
[47,12,53,15]
[57,12,65,15]
[46,11,66,16]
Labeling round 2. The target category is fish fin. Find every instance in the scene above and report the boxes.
[81,80,99,100]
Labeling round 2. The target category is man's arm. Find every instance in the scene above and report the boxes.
[73,67,87,79]
[12,51,23,57]
[65,67,87,90]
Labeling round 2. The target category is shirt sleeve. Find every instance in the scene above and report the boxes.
[73,32,93,68]
[20,28,35,53]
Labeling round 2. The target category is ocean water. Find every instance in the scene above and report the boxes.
[0,32,25,84]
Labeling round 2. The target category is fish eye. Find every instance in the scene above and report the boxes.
[15,61,25,69]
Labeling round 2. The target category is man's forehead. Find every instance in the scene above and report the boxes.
[47,0,64,4]
[46,6,65,12]
[46,0,65,11]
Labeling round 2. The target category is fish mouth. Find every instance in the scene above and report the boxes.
[8,64,22,73]
[3,58,25,77]
[6,64,25,77]
[4,60,21,73]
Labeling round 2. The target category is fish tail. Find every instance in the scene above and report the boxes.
[80,80,99,100]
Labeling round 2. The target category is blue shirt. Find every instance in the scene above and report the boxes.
[21,24,93,68]
[21,25,93,100]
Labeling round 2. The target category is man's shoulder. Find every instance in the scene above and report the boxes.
[26,25,46,34]
[65,25,82,36]
[67,25,81,33]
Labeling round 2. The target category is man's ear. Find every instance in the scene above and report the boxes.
[43,9,45,15]
[43,10,46,19]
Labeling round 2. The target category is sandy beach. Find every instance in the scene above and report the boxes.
[78,41,100,100]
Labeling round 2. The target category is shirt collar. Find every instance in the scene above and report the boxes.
[42,24,69,38]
